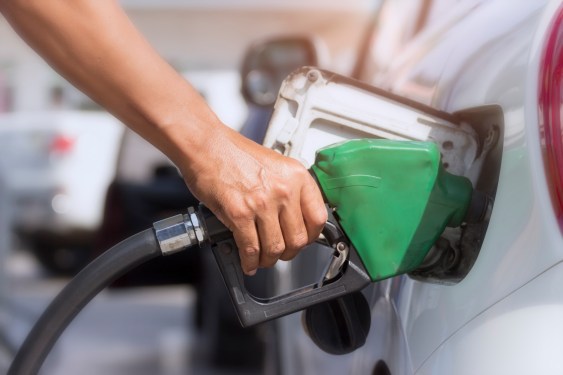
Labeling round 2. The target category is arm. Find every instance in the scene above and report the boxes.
[0,0,327,275]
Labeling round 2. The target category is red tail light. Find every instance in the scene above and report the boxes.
[50,134,75,155]
[539,4,563,231]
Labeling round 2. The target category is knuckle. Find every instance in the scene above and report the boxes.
[253,193,269,211]
[244,190,269,212]
[287,231,308,252]
[267,241,285,257]
[278,185,292,202]
[227,205,253,223]
[306,213,327,242]
[288,157,306,171]
[312,209,328,228]
[242,245,260,258]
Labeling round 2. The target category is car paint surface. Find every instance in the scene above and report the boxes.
[378,0,562,373]
[273,0,563,374]
[385,1,563,372]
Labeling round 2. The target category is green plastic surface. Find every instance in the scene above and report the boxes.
[311,139,472,281]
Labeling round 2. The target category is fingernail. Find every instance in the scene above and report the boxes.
[246,269,257,276]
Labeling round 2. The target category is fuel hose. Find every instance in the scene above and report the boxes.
[7,229,160,375]
[8,209,210,375]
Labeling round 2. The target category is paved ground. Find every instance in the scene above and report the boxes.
[0,250,256,375]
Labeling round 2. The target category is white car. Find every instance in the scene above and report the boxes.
[0,111,124,274]
[260,1,563,374]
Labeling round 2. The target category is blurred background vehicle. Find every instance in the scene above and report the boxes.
[0,111,124,275]
[266,0,563,374]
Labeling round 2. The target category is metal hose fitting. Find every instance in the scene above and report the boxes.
[153,207,208,255]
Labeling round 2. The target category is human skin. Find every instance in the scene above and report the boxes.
[0,0,327,275]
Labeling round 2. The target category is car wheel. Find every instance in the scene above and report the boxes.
[30,242,91,276]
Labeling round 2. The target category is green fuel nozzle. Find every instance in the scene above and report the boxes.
[311,139,473,281]
[210,139,476,327]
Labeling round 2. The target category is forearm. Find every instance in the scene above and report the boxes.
[0,0,220,165]
[0,0,327,274]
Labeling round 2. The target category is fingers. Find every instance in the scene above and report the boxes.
[184,129,327,274]
[278,174,327,262]
[278,206,308,261]
[300,174,328,243]
[227,203,288,274]
[231,212,288,274]
[256,213,285,268]
[231,218,260,276]
[230,170,326,273]
[237,179,326,269]
[235,209,307,271]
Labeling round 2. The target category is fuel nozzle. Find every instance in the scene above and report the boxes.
[312,138,475,282]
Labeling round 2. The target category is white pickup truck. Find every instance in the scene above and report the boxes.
[0,110,124,274]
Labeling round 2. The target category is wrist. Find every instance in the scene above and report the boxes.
[157,112,232,178]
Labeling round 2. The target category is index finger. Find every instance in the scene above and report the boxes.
[300,175,328,243]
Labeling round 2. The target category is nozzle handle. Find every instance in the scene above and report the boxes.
[210,228,371,327]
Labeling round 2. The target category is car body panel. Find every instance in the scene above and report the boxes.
[416,262,563,374]
[384,1,563,371]
[270,0,563,374]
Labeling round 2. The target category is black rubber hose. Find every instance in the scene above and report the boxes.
[8,228,161,375]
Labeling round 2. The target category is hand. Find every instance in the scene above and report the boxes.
[181,126,327,275]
